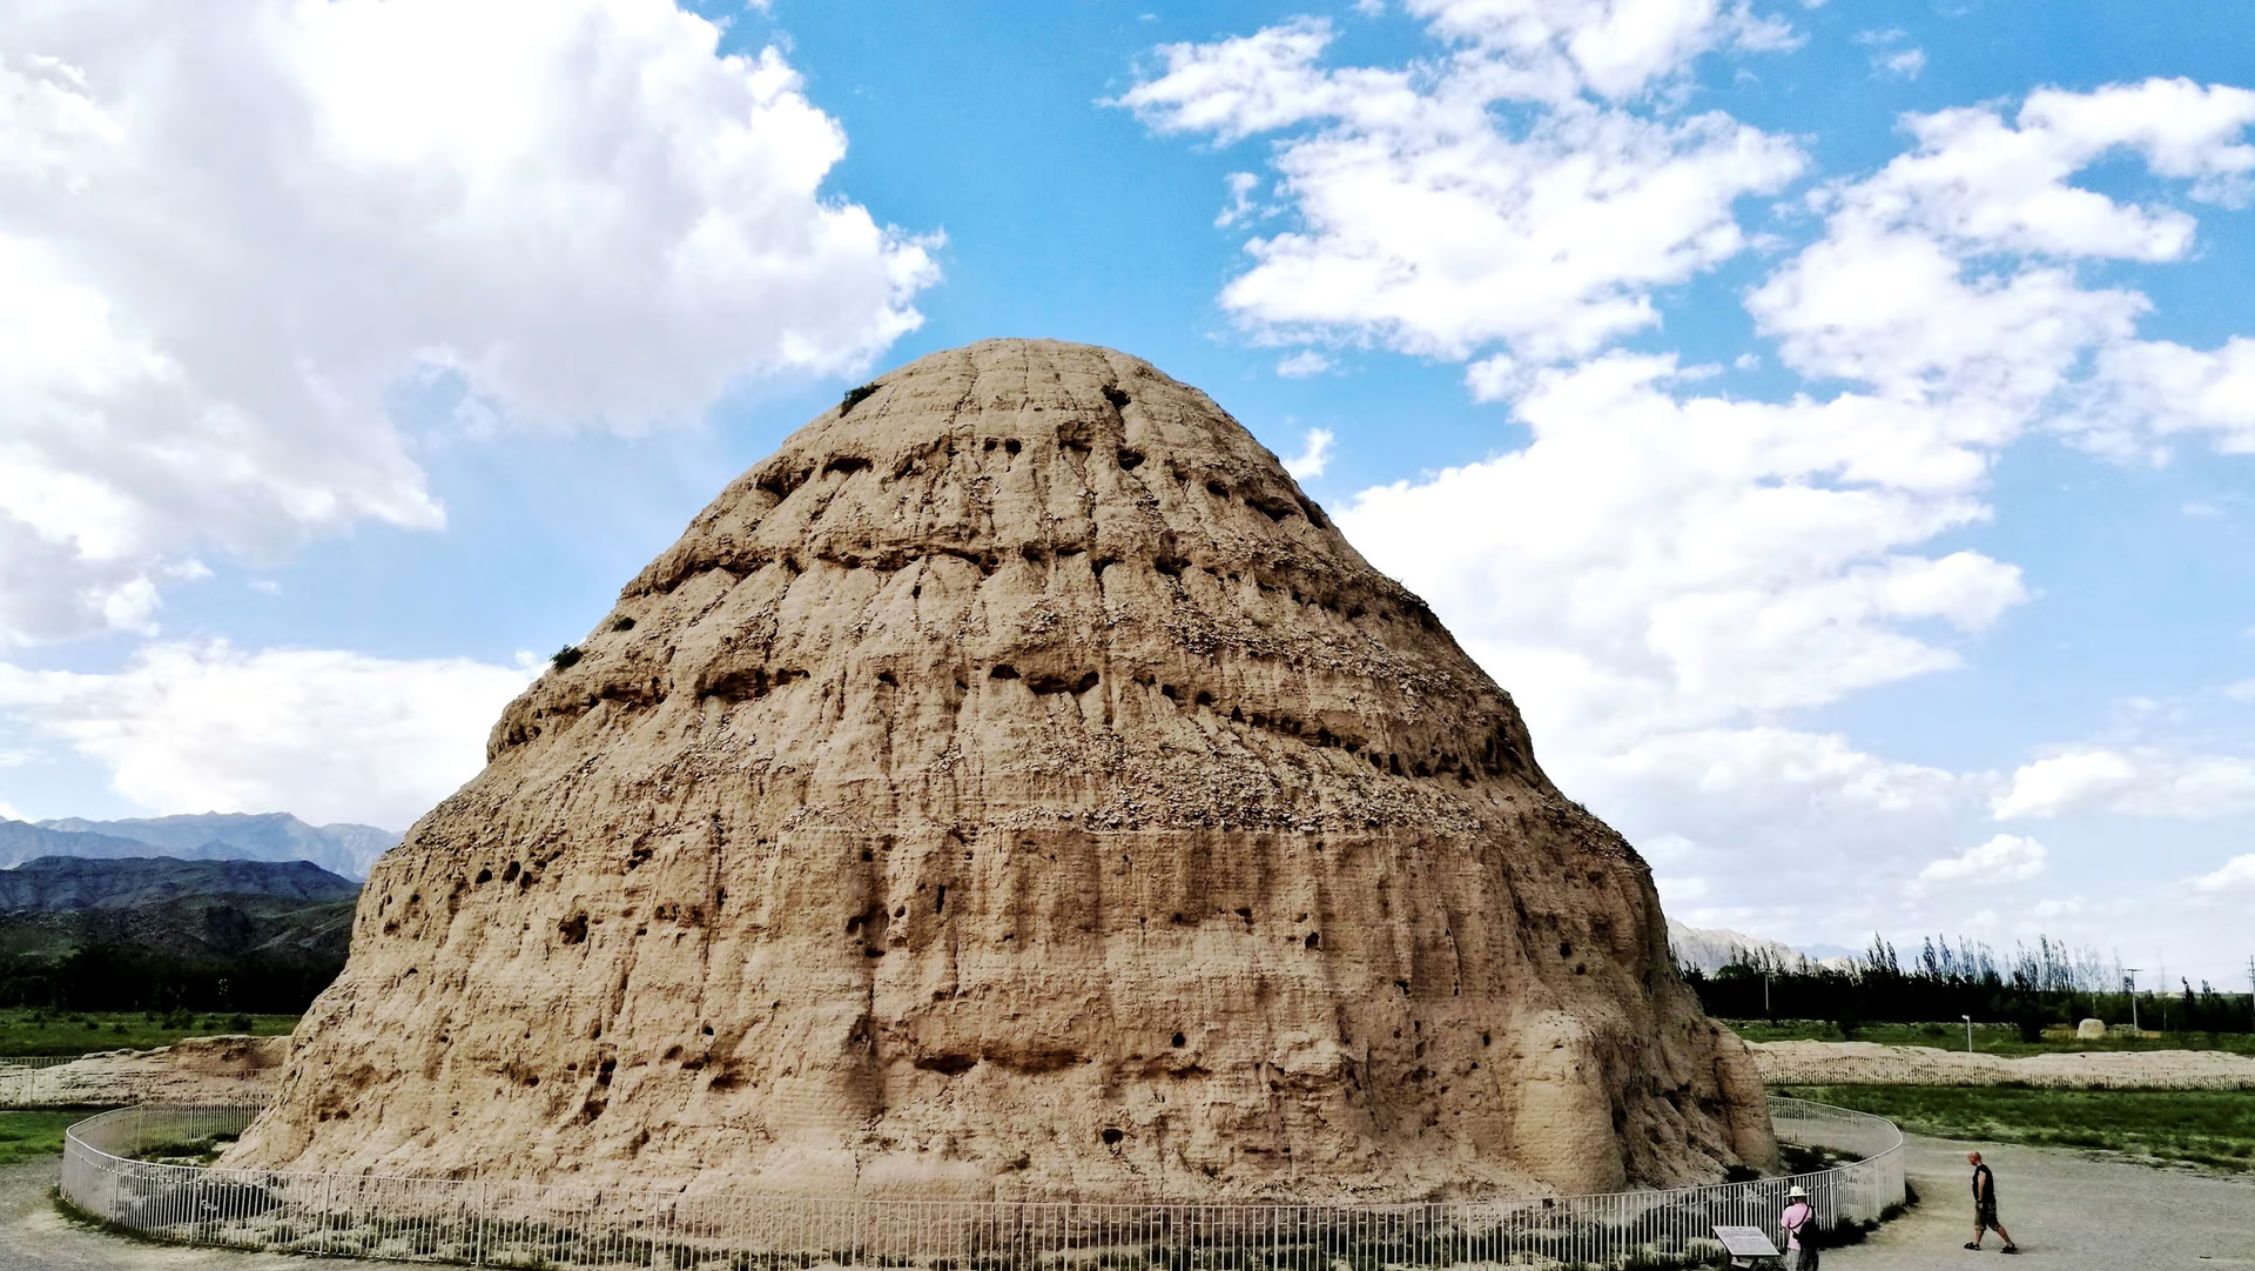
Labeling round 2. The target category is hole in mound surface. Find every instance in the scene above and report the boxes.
[823,455,872,477]
[916,1053,978,1075]
[1171,1032,1186,1048]
[1100,1127,1125,1146]
[1116,448,1144,471]
[1304,932,1321,950]
[474,867,492,885]
[1003,439,1022,455]
[1103,385,1131,410]
[989,664,1020,680]
[558,913,589,944]
[1204,480,1228,497]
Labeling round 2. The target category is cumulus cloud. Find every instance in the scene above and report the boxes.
[0,642,533,830]
[1116,17,1804,362]
[1403,0,1798,102]
[0,0,937,645]
[1276,350,1332,378]
[2072,337,2255,460]
[1751,79,2255,464]
[1216,171,1266,228]
[1993,748,2255,821]
[1338,352,2025,746]
[1282,428,1336,478]
[1913,833,2047,891]
[2193,854,2255,893]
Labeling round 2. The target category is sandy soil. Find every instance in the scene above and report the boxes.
[0,1037,285,1107]
[1751,1040,2255,1088]
[1826,1133,2255,1269]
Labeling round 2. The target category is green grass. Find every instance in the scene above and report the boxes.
[1727,1018,2255,1057]
[0,1110,90,1165]
[0,1009,298,1057]
[1781,1084,2255,1174]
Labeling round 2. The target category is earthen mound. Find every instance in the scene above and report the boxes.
[228,339,1772,1200]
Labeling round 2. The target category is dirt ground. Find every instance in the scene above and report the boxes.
[1752,1039,2255,1088]
[1826,1133,2255,1269]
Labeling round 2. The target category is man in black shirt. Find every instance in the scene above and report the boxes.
[1965,1151,2020,1253]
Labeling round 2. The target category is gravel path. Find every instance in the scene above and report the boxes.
[0,1161,361,1271]
[1827,1133,2255,1269]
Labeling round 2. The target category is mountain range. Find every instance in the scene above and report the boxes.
[1667,919,1853,974]
[1,812,398,879]
[0,855,362,964]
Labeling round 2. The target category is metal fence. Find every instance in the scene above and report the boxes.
[60,1096,1902,1270]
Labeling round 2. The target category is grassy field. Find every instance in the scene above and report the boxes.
[1782,1084,2255,1174]
[0,1009,298,1057]
[0,1110,89,1165]
[1727,1018,2255,1057]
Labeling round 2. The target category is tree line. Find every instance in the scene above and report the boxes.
[1682,934,2255,1037]
[0,943,343,1014]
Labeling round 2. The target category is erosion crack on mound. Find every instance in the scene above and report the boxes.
[228,339,1773,1201]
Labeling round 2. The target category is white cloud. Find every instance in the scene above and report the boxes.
[0,0,937,646]
[1854,29,1923,80]
[2072,337,2255,459]
[1878,48,1925,80]
[1282,427,1336,479]
[1404,0,1798,101]
[2228,679,2255,701]
[1117,18,1804,362]
[1276,350,1332,378]
[1216,171,1264,228]
[0,641,532,830]
[1339,353,2025,746]
[1750,79,2255,465]
[1913,833,2047,890]
[1994,747,2255,820]
[2193,854,2255,893]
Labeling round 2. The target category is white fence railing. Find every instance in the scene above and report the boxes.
[60,1096,1903,1270]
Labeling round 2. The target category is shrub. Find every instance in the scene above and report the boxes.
[550,645,583,670]
[840,383,878,414]
[229,1012,254,1033]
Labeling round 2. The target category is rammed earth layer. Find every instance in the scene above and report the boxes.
[230,340,1773,1201]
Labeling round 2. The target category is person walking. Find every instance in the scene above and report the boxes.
[1780,1184,1818,1269]
[1965,1151,2020,1253]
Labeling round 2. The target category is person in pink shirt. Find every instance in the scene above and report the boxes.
[1780,1184,1817,1269]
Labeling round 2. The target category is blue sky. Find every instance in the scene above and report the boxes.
[2,0,2253,982]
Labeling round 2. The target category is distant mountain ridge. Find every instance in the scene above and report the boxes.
[0,856,360,912]
[1667,919,1838,974]
[13,812,398,879]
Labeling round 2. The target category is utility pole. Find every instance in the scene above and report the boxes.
[2125,968,2141,1034]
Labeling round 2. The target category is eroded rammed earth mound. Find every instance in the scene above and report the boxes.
[228,339,1774,1200]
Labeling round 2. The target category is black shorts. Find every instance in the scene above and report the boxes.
[1977,1204,2002,1230]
